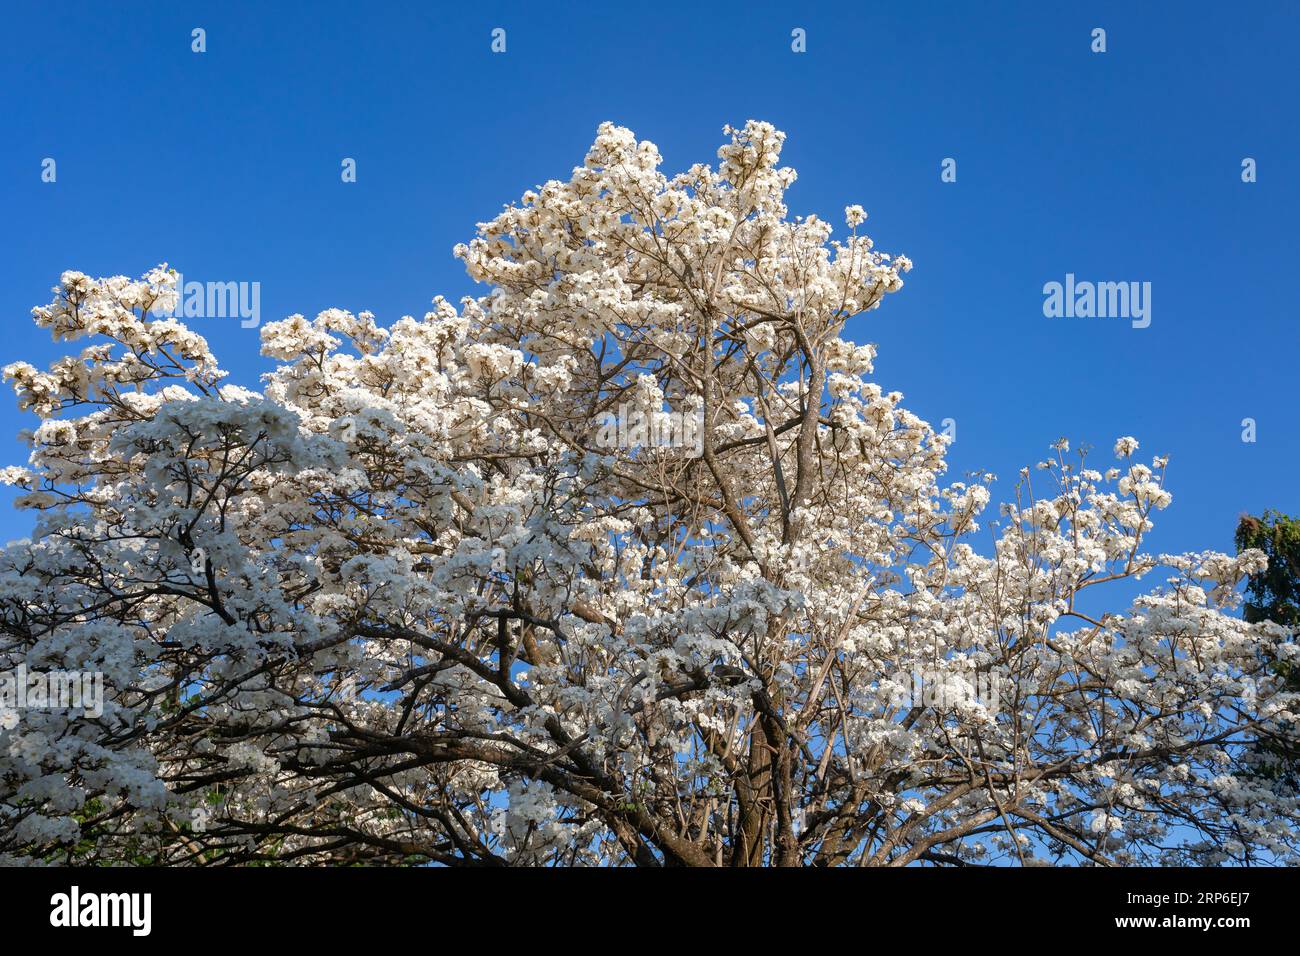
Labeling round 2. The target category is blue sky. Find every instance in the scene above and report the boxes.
[1,0,1296,566]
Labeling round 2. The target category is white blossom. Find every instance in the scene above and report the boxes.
[0,123,1295,868]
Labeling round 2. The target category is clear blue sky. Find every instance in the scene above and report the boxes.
[1,0,1296,564]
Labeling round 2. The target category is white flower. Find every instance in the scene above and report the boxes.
[0,122,1291,869]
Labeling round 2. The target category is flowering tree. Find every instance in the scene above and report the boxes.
[2,122,1297,866]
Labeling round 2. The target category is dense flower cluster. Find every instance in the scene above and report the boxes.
[1,122,1296,866]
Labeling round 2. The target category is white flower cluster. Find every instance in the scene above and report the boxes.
[0,123,1295,867]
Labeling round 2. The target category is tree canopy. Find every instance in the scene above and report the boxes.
[2,122,1297,866]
